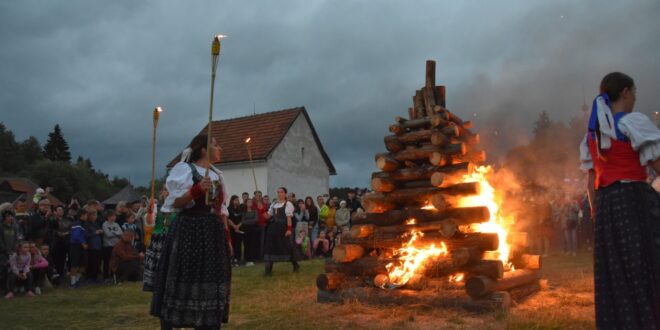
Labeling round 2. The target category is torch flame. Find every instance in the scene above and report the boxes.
[245,137,251,143]
[386,230,448,286]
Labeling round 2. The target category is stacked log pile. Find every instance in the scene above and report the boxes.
[316,60,542,311]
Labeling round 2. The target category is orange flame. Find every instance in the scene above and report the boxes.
[449,273,464,283]
[386,230,448,286]
[405,218,416,225]
[457,166,514,268]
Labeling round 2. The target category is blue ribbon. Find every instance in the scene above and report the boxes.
[587,93,611,132]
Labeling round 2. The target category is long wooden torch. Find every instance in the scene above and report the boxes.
[205,34,226,204]
[145,106,162,245]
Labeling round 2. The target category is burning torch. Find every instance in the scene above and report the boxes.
[245,137,258,191]
[145,106,163,244]
[205,34,227,204]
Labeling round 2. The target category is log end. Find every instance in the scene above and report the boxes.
[429,152,447,167]
[430,172,447,187]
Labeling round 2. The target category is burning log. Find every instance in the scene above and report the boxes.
[513,254,542,270]
[342,232,499,252]
[465,269,539,299]
[371,162,473,182]
[361,183,480,213]
[316,272,345,292]
[324,257,387,277]
[349,220,462,240]
[451,150,486,165]
[464,259,504,279]
[351,206,490,227]
[332,244,365,263]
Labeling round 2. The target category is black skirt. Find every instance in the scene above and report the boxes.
[150,213,231,327]
[594,182,660,329]
[263,218,293,262]
[142,232,166,292]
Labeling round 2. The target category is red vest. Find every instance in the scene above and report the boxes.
[587,133,647,189]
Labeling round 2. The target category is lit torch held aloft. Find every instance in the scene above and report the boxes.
[145,106,163,245]
[204,34,227,204]
[245,137,258,191]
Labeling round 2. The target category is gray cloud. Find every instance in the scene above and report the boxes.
[1,0,658,188]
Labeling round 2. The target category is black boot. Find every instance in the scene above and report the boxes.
[264,261,273,276]
[292,261,300,272]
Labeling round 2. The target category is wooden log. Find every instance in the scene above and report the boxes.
[388,115,449,134]
[441,123,459,137]
[423,87,436,116]
[351,206,490,227]
[376,155,399,172]
[361,183,480,213]
[373,274,389,288]
[342,232,499,252]
[376,143,466,164]
[462,121,474,129]
[464,259,504,280]
[515,254,542,270]
[370,177,436,193]
[425,60,436,88]
[316,273,345,291]
[324,257,388,276]
[436,85,446,107]
[383,129,450,150]
[395,116,407,124]
[383,136,405,153]
[350,218,478,241]
[452,150,486,164]
[332,244,365,263]
[465,269,539,299]
[371,162,472,182]
[407,107,415,120]
[509,281,541,304]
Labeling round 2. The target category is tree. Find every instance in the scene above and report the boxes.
[0,122,21,174]
[532,111,552,139]
[19,136,44,165]
[43,124,71,162]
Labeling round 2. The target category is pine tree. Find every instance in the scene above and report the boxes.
[43,124,72,162]
[532,111,552,139]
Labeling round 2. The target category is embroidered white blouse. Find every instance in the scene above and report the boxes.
[267,201,294,217]
[161,162,229,216]
[579,112,660,171]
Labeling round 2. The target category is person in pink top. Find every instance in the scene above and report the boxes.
[5,241,34,299]
[29,242,49,294]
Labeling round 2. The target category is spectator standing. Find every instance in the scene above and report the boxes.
[346,190,362,216]
[326,199,337,233]
[29,242,49,294]
[102,210,123,280]
[115,201,128,227]
[227,195,243,266]
[254,190,268,260]
[313,230,330,258]
[317,196,329,232]
[122,213,143,252]
[68,209,87,288]
[1,210,18,291]
[335,200,351,233]
[305,196,319,243]
[83,207,103,283]
[27,199,51,245]
[563,196,580,256]
[241,198,258,266]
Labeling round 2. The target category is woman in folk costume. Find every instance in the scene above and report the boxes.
[262,187,300,275]
[580,72,660,329]
[150,135,232,330]
[142,188,176,292]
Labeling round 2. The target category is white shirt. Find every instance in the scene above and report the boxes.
[162,162,229,216]
[268,201,294,217]
[579,112,660,171]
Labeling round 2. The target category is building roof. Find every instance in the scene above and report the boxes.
[0,177,65,206]
[102,185,143,206]
[167,107,336,174]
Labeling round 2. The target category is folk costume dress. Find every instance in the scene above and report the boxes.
[142,207,175,292]
[580,94,660,329]
[264,200,296,262]
[150,161,231,328]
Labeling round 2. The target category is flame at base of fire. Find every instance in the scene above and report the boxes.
[386,230,448,287]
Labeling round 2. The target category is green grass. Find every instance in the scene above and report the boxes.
[0,254,595,329]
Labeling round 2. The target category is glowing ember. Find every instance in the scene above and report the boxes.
[421,203,436,211]
[457,166,514,267]
[386,230,448,286]
[405,218,416,225]
[449,273,464,283]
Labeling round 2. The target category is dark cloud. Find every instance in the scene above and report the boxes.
[1,1,658,188]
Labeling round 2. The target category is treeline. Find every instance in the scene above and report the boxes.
[0,123,133,203]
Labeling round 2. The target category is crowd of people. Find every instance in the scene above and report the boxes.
[0,184,366,300]
[1,194,150,299]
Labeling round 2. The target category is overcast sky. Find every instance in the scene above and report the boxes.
[1,0,659,188]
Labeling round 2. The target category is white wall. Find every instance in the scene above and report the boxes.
[267,114,330,200]
[218,162,269,199]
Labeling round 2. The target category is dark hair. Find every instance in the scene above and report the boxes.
[242,192,249,196]
[278,187,288,194]
[229,195,240,209]
[305,196,314,207]
[55,205,64,212]
[189,134,209,163]
[600,72,635,102]
[105,209,116,218]
[2,210,14,220]
[297,199,305,205]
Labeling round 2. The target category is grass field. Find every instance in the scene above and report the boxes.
[0,253,595,329]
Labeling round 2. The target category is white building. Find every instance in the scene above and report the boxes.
[168,107,336,200]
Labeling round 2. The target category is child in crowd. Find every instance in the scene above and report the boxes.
[327,229,337,256]
[69,209,88,288]
[83,206,103,284]
[313,230,330,258]
[102,210,123,280]
[39,244,55,286]
[122,212,142,252]
[295,229,311,259]
[5,241,34,299]
[29,242,49,294]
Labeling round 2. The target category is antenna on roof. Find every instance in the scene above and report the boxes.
[253,103,256,115]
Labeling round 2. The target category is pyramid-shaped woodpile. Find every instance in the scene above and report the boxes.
[316,60,542,311]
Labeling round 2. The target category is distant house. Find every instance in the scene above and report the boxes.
[102,185,144,209]
[168,107,336,200]
[0,177,64,208]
